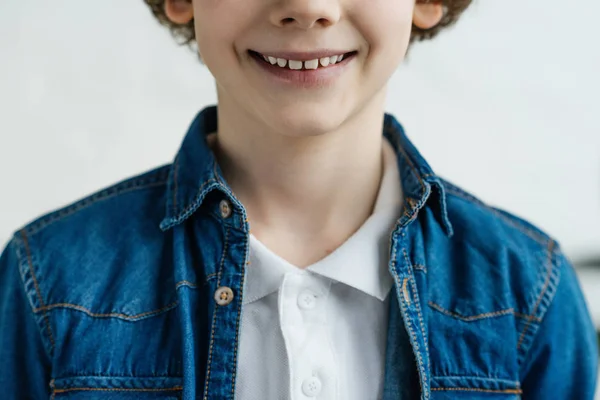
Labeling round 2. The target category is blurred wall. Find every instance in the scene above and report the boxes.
[0,0,598,325]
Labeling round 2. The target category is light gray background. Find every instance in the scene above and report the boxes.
[1,0,599,390]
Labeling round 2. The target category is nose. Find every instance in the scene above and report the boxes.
[269,0,341,30]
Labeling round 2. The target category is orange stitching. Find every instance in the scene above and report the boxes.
[407,257,430,387]
[34,301,178,321]
[206,272,218,280]
[20,230,55,351]
[428,301,540,322]
[514,312,532,320]
[443,186,548,246]
[53,386,183,394]
[203,225,230,400]
[176,280,199,289]
[392,236,428,398]
[395,272,428,397]
[50,379,56,400]
[175,178,218,223]
[517,240,555,350]
[431,387,522,394]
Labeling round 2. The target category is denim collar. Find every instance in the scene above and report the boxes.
[159,105,453,237]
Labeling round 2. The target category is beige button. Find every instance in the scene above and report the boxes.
[214,286,234,306]
[402,278,411,305]
[219,199,232,219]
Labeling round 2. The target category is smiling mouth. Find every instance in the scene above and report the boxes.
[248,50,357,70]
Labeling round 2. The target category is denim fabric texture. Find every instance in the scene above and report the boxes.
[0,106,597,399]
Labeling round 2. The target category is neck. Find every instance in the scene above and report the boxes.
[212,91,387,267]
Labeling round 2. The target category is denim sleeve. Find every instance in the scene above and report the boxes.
[520,250,598,399]
[0,238,52,399]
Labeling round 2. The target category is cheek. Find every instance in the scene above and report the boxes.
[193,0,250,64]
[352,0,414,57]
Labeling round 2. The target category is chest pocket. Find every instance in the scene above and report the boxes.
[48,303,184,400]
[427,301,523,399]
[50,377,183,400]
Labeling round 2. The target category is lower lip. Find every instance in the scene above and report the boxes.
[249,51,356,88]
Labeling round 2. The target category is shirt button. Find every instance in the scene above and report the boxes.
[219,199,232,219]
[297,291,317,310]
[402,278,411,305]
[214,286,234,306]
[302,377,322,397]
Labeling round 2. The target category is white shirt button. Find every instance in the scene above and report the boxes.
[302,377,322,397]
[214,286,234,306]
[297,291,317,310]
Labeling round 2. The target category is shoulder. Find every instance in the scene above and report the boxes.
[18,164,171,239]
[6,164,175,324]
[440,177,552,249]
[427,178,568,357]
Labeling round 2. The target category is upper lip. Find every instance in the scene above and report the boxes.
[251,50,354,61]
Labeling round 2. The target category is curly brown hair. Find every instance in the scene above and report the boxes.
[144,0,472,46]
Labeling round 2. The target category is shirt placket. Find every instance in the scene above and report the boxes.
[279,272,338,400]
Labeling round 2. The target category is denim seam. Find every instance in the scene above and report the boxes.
[392,235,429,399]
[413,264,427,272]
[33,301,179,321]
[26,169,170,236]
[203,225,230,400]
[433,376,520,386]
[53,374,183,379]
[53,387,183,394]
[170,179,219,227]
[428,302,541,323]
[405,250,431,393]
[50,379,56,400]
[403,250,428,339]
[176,280,199,290]
[394,270,426,398]
[395,271,429,399]
[431,387,522,394]
[19,230,56,353]
[231,234,250,399]
[442,185,548,246]
[516,240,555,351]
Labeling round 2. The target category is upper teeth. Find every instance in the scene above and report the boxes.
[262,54,346,69]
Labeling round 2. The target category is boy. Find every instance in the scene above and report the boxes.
[0,0,597,398]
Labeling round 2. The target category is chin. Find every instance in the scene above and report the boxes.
[263,100,352,138]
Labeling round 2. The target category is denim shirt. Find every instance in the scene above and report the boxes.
[0,106,597,400]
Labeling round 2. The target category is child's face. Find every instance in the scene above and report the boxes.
[185,0,441,135]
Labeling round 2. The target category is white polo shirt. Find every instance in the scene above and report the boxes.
[235,139,404,400]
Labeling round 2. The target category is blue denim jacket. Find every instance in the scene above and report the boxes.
[0,106,597,399]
